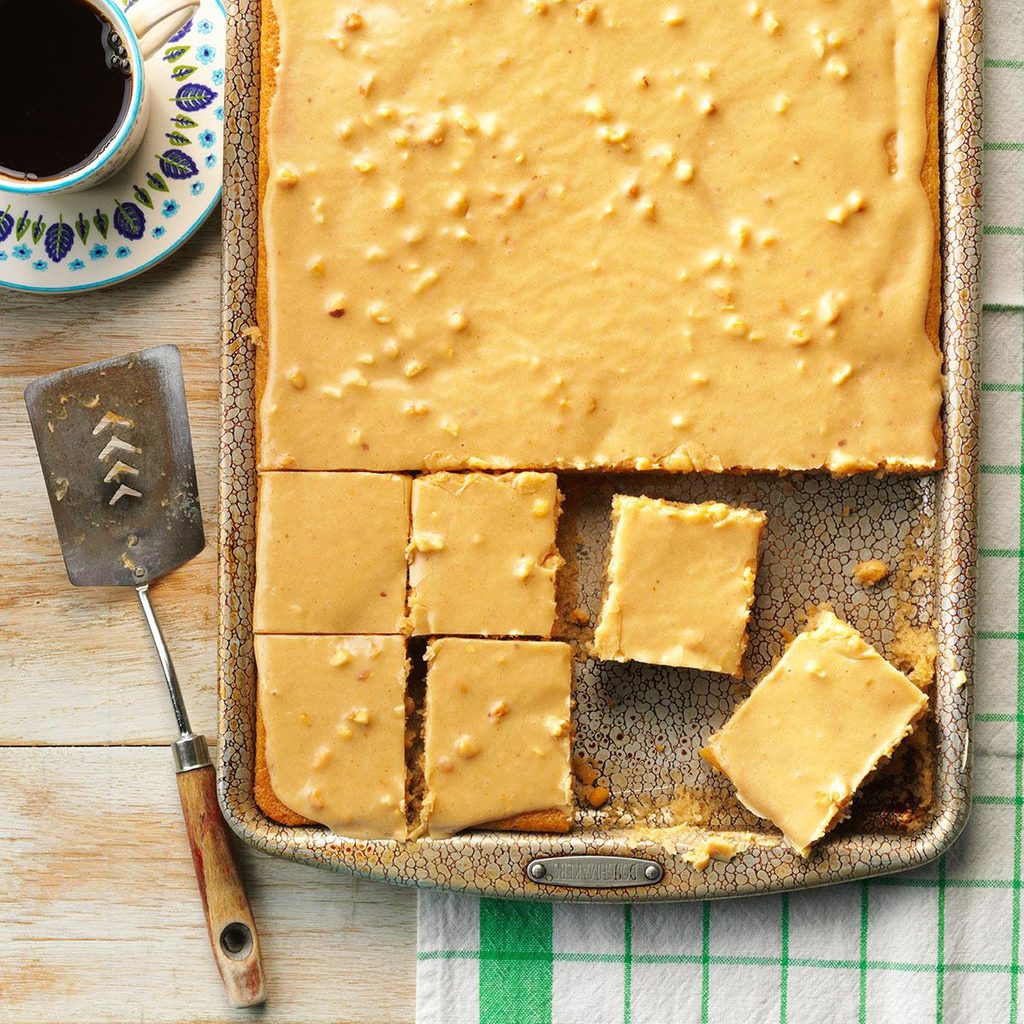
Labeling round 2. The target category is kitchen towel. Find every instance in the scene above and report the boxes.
[984,0,1024,308]
[417,3,1022,1021]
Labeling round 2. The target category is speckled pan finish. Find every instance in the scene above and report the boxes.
[218,0,981,901]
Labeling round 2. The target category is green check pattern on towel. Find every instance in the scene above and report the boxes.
[417,4,1023,1021]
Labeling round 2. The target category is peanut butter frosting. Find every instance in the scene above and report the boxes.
[423,638,573,837]
[261,0,940,473]
[254,471,411,634]
[701,611,928,854]
[408,471,562,637]
[594,496,765,675]
[256,634,408,839]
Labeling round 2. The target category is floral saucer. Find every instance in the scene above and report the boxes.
[0,0,225,294]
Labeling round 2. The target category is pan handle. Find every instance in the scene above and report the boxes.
[175,757,267,1008]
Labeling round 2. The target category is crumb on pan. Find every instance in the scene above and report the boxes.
[684,836,742,871]
[853,559,889,586]
[891,623,938,689]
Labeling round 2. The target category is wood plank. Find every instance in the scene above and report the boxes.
[0,746,417,1023]
[0,218,222,745]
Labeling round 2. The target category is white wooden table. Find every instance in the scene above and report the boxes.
[0,215,417,1023]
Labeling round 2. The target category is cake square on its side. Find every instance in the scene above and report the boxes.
[593,496,765,675]
[422,637,573,837]
[255,634,409,840]
[254,471,410,634]
[701,612,928,854]
[408,472,562,637]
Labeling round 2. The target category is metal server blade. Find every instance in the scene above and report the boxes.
[24,343,204,588]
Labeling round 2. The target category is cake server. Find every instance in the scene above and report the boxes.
[24,345,266,1009]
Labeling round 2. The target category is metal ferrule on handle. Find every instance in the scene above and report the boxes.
[172,732,211,773]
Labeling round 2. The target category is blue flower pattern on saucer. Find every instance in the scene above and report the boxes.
[0,0,225,293]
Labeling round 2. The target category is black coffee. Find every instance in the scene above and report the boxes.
[0,0,133,181]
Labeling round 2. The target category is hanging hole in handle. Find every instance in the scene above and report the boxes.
[219,921,253,960]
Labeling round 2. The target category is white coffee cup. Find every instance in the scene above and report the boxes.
[2,0,200,196]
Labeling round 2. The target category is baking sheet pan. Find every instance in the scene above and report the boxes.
[217,0,981,901]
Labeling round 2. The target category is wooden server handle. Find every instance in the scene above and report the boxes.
[176,762,267,1007]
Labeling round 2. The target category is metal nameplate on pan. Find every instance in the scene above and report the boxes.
[526,856,663,888]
